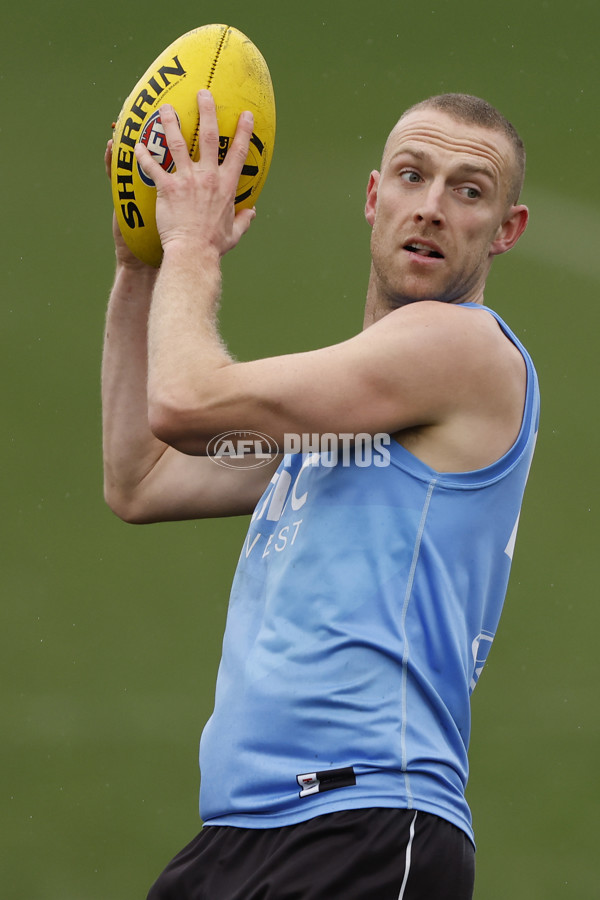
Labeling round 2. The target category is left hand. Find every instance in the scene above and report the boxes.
[133,90,256,258]
[105,139,158,272]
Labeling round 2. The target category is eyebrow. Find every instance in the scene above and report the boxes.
[389,147,497,183]
[455,161,497,182]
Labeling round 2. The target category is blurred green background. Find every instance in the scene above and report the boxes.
[2,0,598,897]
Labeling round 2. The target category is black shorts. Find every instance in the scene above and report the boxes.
[146,807,475,900]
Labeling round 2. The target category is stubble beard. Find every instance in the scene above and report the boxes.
[370,233,488,308]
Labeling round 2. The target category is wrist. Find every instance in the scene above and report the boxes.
[161,239,222,269]
[114,259,159,293]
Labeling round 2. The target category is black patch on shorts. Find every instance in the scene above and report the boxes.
[297,766,356,797]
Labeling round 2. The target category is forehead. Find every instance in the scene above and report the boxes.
[383,109,514,186]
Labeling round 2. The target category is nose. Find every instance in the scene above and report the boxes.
[414,181,445,227]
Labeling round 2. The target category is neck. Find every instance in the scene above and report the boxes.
[362,267,418,329]
[362,266,486,330]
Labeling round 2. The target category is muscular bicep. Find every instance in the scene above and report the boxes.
[150,301,484,454]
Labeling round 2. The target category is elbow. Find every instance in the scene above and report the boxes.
[147,396,183,446]
[147,395,212,455]
[103,483,155,525]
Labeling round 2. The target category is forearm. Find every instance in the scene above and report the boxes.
[102,261,164,518]
[146,242,235,448]
[102,256,280,523]
[132,96,256,451]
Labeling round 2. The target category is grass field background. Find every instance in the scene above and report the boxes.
[2,1,599,897]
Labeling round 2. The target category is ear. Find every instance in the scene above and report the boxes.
[364,171,380,226]
[489,204,529,257]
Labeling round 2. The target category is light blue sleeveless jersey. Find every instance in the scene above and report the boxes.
[199,304,540,843]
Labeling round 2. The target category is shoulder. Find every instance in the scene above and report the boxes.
[368,300,516,380]
[381,302,527,470]
[379,300,525,421]
[381,299,501,338]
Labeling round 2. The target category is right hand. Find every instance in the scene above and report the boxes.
[105,139,157,272]
[132,92,256,260]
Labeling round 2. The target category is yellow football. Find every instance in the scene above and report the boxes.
[111,24,276,267]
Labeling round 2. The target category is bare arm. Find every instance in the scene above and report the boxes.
[108,91,526,522]
[147,274,526,470]
[134,94,525,469]
[101,142,279,524]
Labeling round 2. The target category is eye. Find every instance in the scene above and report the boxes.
[400,170,422,184]
[458,185,481,200]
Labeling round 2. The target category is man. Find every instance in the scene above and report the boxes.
[102,91,539,899]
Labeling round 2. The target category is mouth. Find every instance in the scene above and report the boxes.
[403,241,445,259]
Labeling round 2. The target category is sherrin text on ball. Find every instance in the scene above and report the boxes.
[111,24,276,266]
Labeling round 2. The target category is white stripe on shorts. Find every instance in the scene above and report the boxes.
[397,810,418,900]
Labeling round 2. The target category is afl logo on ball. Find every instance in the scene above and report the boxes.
[137,110,179,187]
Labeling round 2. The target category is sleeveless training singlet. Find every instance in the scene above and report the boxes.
[198,304,540,844]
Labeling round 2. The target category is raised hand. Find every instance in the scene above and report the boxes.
[133,90,256,259]
[105,139,157,271]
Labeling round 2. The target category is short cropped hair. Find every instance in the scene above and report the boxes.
[398,93,526,204]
